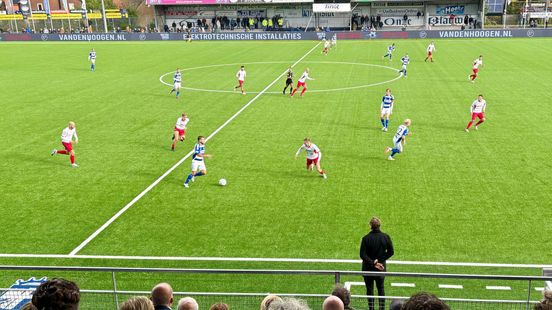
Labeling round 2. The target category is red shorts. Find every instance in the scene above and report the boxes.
[306,157,319,167]
[174,127,185,136]
[471,112,485,120]
[472,68,479,74]
[62,141,73,152]
[297,81,306,88]
[428,51,432,56]
[238,80,244,87]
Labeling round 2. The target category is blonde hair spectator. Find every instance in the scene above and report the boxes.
[178,297,199,310]
[119,296,154,310]
[261,295,282,310]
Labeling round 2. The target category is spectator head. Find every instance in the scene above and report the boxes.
[150,283,174,308]
[370,217,381,230]
[543,290,552,304]
[260,295,282,310]
[389,299,404,310]
[178,297,199,310]
[31,278,80,310]
[331,285,351,308]
[402,292,450,310]
[267,297,310,310]
[20,302,37,310]
[209,303,229,310]
[322,296,344,310]
[120,296,154,310]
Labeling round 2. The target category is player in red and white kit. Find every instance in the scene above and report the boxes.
[465,94,487,132]
[294,137,327,179]
[290,68,314,98]
[234,65,246,95]
[468,55,483,82]
[322,39,330,55]
[51,121,79,167]
[425,41,435,62]
[171,113,189,151]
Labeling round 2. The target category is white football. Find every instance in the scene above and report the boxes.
[218,178,227,186]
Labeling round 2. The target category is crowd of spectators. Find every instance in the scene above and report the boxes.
[16,277,552,310]
[163,15,285,33]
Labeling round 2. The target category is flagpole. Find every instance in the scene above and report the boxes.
[100,0,107,32]
[28,0,36,32]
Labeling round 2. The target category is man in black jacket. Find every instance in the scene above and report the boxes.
[360,217,394,310]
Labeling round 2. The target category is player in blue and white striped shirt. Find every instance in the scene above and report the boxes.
[382,43,395,61]
[380,88,394,132]
[169,69,182,99]
[88,49,96,72]
[398,54,410,77]
[184,136,211,188]
[384,119,412,161]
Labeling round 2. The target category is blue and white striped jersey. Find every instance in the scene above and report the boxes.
[393,124,409,143]
[401,56,410,66]
[381,95,394,109]
[88,51,96,60]
[192,143,205,161]
[387,45,395,53]
[174,72,182,83]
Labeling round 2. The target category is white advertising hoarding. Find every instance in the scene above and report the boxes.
[312,3,351,13]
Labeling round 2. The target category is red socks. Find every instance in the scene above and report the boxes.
[70,155,75,164]
[475,120,485,126]
[57,150,68,155]
[466,121,474,129]
[301,88,307,96]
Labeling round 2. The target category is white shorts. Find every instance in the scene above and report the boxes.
[393,139,404,152]
[174,82,182,89]
[90,59,95,64]
[402,65,407,70]
[191,160,206,172]
[331,41,336,46]
[381,108,392,116]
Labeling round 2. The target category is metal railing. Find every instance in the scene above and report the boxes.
[0,265,551,310]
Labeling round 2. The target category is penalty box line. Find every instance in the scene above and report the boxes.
[68,42,322,256]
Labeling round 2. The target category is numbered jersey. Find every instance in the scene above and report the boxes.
[381,94,394,109]
[88,52,96,60]
[175,117,189,130]
[471,99,486,113]
[174,72,182,83]
[393,125,409,143]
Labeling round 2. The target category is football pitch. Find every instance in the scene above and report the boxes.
[0,38,551,301]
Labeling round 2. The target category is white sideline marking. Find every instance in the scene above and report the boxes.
[535,287,544,291]
[439,284,463,289]
[68,42,321,256]
[344,282,365,290]
[486,286,511,291]
[391,283,416,288]
[0,253,551,270]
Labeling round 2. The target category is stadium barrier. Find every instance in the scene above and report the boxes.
[1,29,552,41]
[0,265,551,309]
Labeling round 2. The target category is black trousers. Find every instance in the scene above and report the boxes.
[363,275,385,310]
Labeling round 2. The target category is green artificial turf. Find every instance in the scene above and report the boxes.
[0,39,551,306]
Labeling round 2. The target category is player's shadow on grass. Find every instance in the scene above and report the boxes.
[14,152,70,167]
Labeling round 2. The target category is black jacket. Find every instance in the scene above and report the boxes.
[359,229,394,272]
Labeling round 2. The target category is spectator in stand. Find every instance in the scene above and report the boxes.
[267,297,310,310]
[360,217,394,310]
[32,278,80,310]
[151,283,174,310]
[323,296,344,310]
[261,294,282,310]
[388,299,404,310]
[331,285,355,310]
[178,297,199,310]
[209,303,229,310]
[403,13,408,22]
[120,297,155,310]
[402,292,449,310]
[417,11,421,19]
